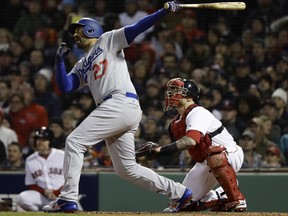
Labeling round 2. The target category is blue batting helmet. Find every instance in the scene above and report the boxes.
[68,17,103,38]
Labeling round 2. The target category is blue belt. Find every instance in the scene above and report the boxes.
[103,92,139,101]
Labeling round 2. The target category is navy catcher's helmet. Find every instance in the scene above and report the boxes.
[164,78,200,111]
[68,17,103,38]
[35,126,54,147]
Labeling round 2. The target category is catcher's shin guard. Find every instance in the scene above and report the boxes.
[206,146,246,212]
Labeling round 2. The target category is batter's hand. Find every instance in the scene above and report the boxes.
[56,42,70,63]
[135,141,160,160]
[164,1,179,12]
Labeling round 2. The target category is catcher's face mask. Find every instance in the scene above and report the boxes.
[164,78,188,111]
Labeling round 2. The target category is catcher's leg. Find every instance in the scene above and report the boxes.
[206,145,247,212]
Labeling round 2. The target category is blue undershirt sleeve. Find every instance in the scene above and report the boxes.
[56,60,80,93]
[124,8,168,44]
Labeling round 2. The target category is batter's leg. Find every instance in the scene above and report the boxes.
[106,130,187,201]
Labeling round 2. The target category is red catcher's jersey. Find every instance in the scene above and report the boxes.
[168,104,211,162]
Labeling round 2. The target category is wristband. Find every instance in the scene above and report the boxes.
[159,142,178,156]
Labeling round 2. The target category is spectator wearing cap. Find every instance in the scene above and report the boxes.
[49,118,66,150]
[8,92,37,149]
[249,116,278,156]
[271,88,288,134]
[33,68,62,118]
[238,129,263,169]
[19,83,49,129]
[262,145,286,168]
[219,99,241,142]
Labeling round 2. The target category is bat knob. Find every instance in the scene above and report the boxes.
[164,2,169,9]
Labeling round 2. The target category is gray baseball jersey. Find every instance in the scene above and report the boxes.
[70,28,137,105]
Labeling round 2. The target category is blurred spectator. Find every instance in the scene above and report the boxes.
[68,101,86,126]
[256,73,274,102]
[10,40,27,66]
[174,9,204,44]
[78,91,96,117]
[20,83,49,129]
[154,131,180,169]
[0,108,18,155]
[29,49,50,75]
[141,116,160,143]
[262,145,286,168]
[33,68,62,118]
[219,99,241,142]
[0,49,16,77]
[48,118,66,150]
[0,0,25,31]
[91,0,109,25]
[118,0,153,44]
[131,59,150,95]
[61,110,76,137]
[13,0,50,38]
[16,127,65,211]
[140,78,163,112]
[249,39,271,79]
[249,116,278,156]
[271,88,288,135]
[233,59,254,94]
[0,28,13,52]
[186,36,210,69]
[0,142,25,170]
[0,80,12,111]
[239,129,263,169]
[199,91,221,120]
[8,92,37,149]
[0,140,6,164]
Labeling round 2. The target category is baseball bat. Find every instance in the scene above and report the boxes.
[164,2,246,10]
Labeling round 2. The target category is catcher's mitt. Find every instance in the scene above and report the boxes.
[135,141,159,160]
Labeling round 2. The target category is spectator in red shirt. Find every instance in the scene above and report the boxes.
[8,92,37,149]
[19,82,49,129]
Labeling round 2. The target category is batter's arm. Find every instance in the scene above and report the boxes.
[124,8,168,44]
[56,61,80,93]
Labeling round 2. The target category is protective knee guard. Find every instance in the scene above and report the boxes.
[206,145,245,202]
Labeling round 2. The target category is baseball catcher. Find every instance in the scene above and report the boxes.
[136,78,247,212]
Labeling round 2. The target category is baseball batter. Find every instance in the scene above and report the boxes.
[17,127,64,211]
[137,78,247,212]
[43,1,193,213]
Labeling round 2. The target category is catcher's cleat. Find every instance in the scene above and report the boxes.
[42,199,78,213]
[163,188,193,213]
[225,199,247,212]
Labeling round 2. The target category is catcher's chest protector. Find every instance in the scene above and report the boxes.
[169,104,209,162]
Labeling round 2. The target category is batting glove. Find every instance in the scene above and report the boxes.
[164,1,179,12]
[56,42,70,63]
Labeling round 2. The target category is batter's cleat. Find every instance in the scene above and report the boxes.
[225,199,247,212]
[163,188,193,213]
[43,199,78,213]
